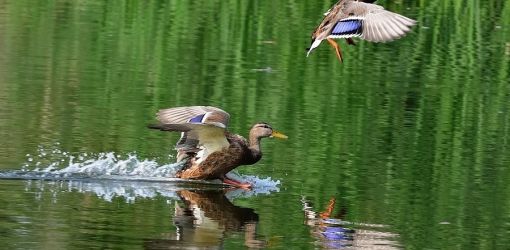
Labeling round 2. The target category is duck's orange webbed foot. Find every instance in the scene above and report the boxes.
[327,38,343,63]
[222,176,252,189]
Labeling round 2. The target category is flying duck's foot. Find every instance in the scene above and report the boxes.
[319,196,336,219]
[222,176,252,189]
[327,38,343,63]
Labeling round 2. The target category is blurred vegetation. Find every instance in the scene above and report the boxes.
[0,0,509,249]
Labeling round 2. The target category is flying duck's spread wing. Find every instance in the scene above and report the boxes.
[149,106,231,157]
[328,1,415,42]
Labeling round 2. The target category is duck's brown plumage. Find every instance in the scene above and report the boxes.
[148,106,287,188]
[176,132,262,180]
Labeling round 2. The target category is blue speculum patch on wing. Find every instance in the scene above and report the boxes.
[189,114,205,123]
[330,19,363,36]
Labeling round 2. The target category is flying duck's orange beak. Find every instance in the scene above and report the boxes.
[271,131,288,139]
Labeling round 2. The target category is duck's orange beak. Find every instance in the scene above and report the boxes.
[271,131,288,139]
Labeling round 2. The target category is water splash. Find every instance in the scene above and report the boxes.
[22,145,179,177]
[3,145,280,203]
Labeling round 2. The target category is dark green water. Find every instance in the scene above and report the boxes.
[1,0,509,249]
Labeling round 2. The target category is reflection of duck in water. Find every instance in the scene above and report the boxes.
[144,189,266,249]
[307,0,416,62]
[148,106,287,189]
[301,196,401,249]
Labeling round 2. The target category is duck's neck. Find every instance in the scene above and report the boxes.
[248,133,263,162]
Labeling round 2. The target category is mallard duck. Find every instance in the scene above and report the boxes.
[148,106,287,188]
[307,0,416,62]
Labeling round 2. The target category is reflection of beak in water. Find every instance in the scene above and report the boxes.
[144,189,266,249]
[301,196,401,249]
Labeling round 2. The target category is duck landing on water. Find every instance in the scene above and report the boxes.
[307,0,416,63]
[148,106,287,189]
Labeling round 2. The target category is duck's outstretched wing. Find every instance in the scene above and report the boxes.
[328,1,415,42]
[155,106,230,128]
[149,106,231,155]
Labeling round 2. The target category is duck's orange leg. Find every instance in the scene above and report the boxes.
[327,38,343,63]
[222,176,252,189]
[319,196,336,219]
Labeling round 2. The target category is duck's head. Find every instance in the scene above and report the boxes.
[250,122,288,140]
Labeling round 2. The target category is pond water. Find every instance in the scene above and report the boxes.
[1,0,509,249]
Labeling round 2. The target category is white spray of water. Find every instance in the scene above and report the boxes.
[9,145,280,203]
